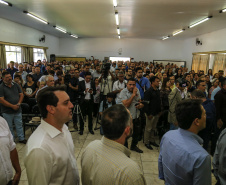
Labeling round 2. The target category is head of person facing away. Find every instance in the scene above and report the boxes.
[37,86,74,131]
[175,99,206,134]
[101,104,133,145]
[191,89,206,102]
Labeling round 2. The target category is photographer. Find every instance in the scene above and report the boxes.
[98,63,115,97]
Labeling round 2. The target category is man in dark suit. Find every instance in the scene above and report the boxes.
[78,72,96,135]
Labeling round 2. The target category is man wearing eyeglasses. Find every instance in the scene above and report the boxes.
[78,72,96,135]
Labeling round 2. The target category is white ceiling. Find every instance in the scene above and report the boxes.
[1,0,226,40]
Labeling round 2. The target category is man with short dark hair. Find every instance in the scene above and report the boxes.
[78,72,96,135]
[79,64,90,78]
[24,86,80,185]
[159,99,211,185]
[135,67,150,100]
[196,80,208,97]
[143,76,161,150]
[118,78,144,153]
[6,61,18,77]
[81,104,146,185]
[32,66,42,83]
[0,71,26,143]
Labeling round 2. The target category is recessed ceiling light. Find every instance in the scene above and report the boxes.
[173,29,185,36]
[113,0,117,7]
[23,11,48,24]
[162,36,169,40]
[53,26,67,33]
[188,16,212,28]
[0,0,12,6]
[115,11,119,26]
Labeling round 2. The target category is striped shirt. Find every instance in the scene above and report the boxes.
[81,136,146,185]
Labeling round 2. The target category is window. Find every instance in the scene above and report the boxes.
[33,48,45,62]
[109,57,130,62]
[5,45,22,64]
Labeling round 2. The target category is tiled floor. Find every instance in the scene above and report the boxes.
[16,120,217,185]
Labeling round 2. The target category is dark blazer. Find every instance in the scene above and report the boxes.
[144,86,161,116]
[78,80,96,103]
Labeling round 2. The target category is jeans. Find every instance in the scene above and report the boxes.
[2,112,25,141]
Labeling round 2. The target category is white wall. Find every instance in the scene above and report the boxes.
[0,18,59,61]
[183,28,226,70]
[59,37,186,63]
[1,17,226,70]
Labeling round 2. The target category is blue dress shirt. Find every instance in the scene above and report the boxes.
[158,128,211,185]
[135,77,150,100]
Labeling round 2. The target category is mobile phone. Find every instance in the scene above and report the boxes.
[89,88,93,91]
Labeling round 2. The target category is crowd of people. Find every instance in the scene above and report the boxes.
[0,58,226,185]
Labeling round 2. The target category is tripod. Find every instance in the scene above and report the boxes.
[70,100,84,132]
[94,78,108,130]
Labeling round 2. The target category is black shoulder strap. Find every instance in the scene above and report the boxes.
[135,79,144,91]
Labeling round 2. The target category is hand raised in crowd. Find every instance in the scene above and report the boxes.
[68,82,73,88]
[85,88,89,93]
[133,86,138,96]
[88,89,93,94]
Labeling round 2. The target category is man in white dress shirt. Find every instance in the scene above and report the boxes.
[0,116,21,185]
[24,86,80,185]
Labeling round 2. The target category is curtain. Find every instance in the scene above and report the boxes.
[43,48,47,61]
[199,55,209,74]
[213,54,226,75]
[22,47,33,63]
[192,55,200,72]
[0,44,7,69]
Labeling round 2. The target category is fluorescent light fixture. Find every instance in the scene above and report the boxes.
[23,11,48,24]
[118,35,121,39]
[54,26,67,33]
[117,27,120,34]
[188,16,212,28]
[70,34,78,38]
[115,12,119,25]
[220,8,226,13]
[113,0,117,7]
[173,29,185,36]
[0,0,12,6]
[162,36,169,40]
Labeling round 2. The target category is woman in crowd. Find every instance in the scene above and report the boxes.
[159,78,172,137]
[175,69,183,80]
[213,73,219,79]
[23,74,38,108]
[208,78,219,99]
[155,72,163,89]
[207,69,213,81]
[167,68,174,77]
[13,73,24,90]
[93,77,101,117]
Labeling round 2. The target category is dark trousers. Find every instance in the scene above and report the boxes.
[93,103,99,117]
[125,118,141,148]
[80,100,93,131]
[211,122,226,155]
[198,128,212,151]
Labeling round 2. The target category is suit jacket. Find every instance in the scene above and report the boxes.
[168,88,182,124]
[78,80,96,103]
